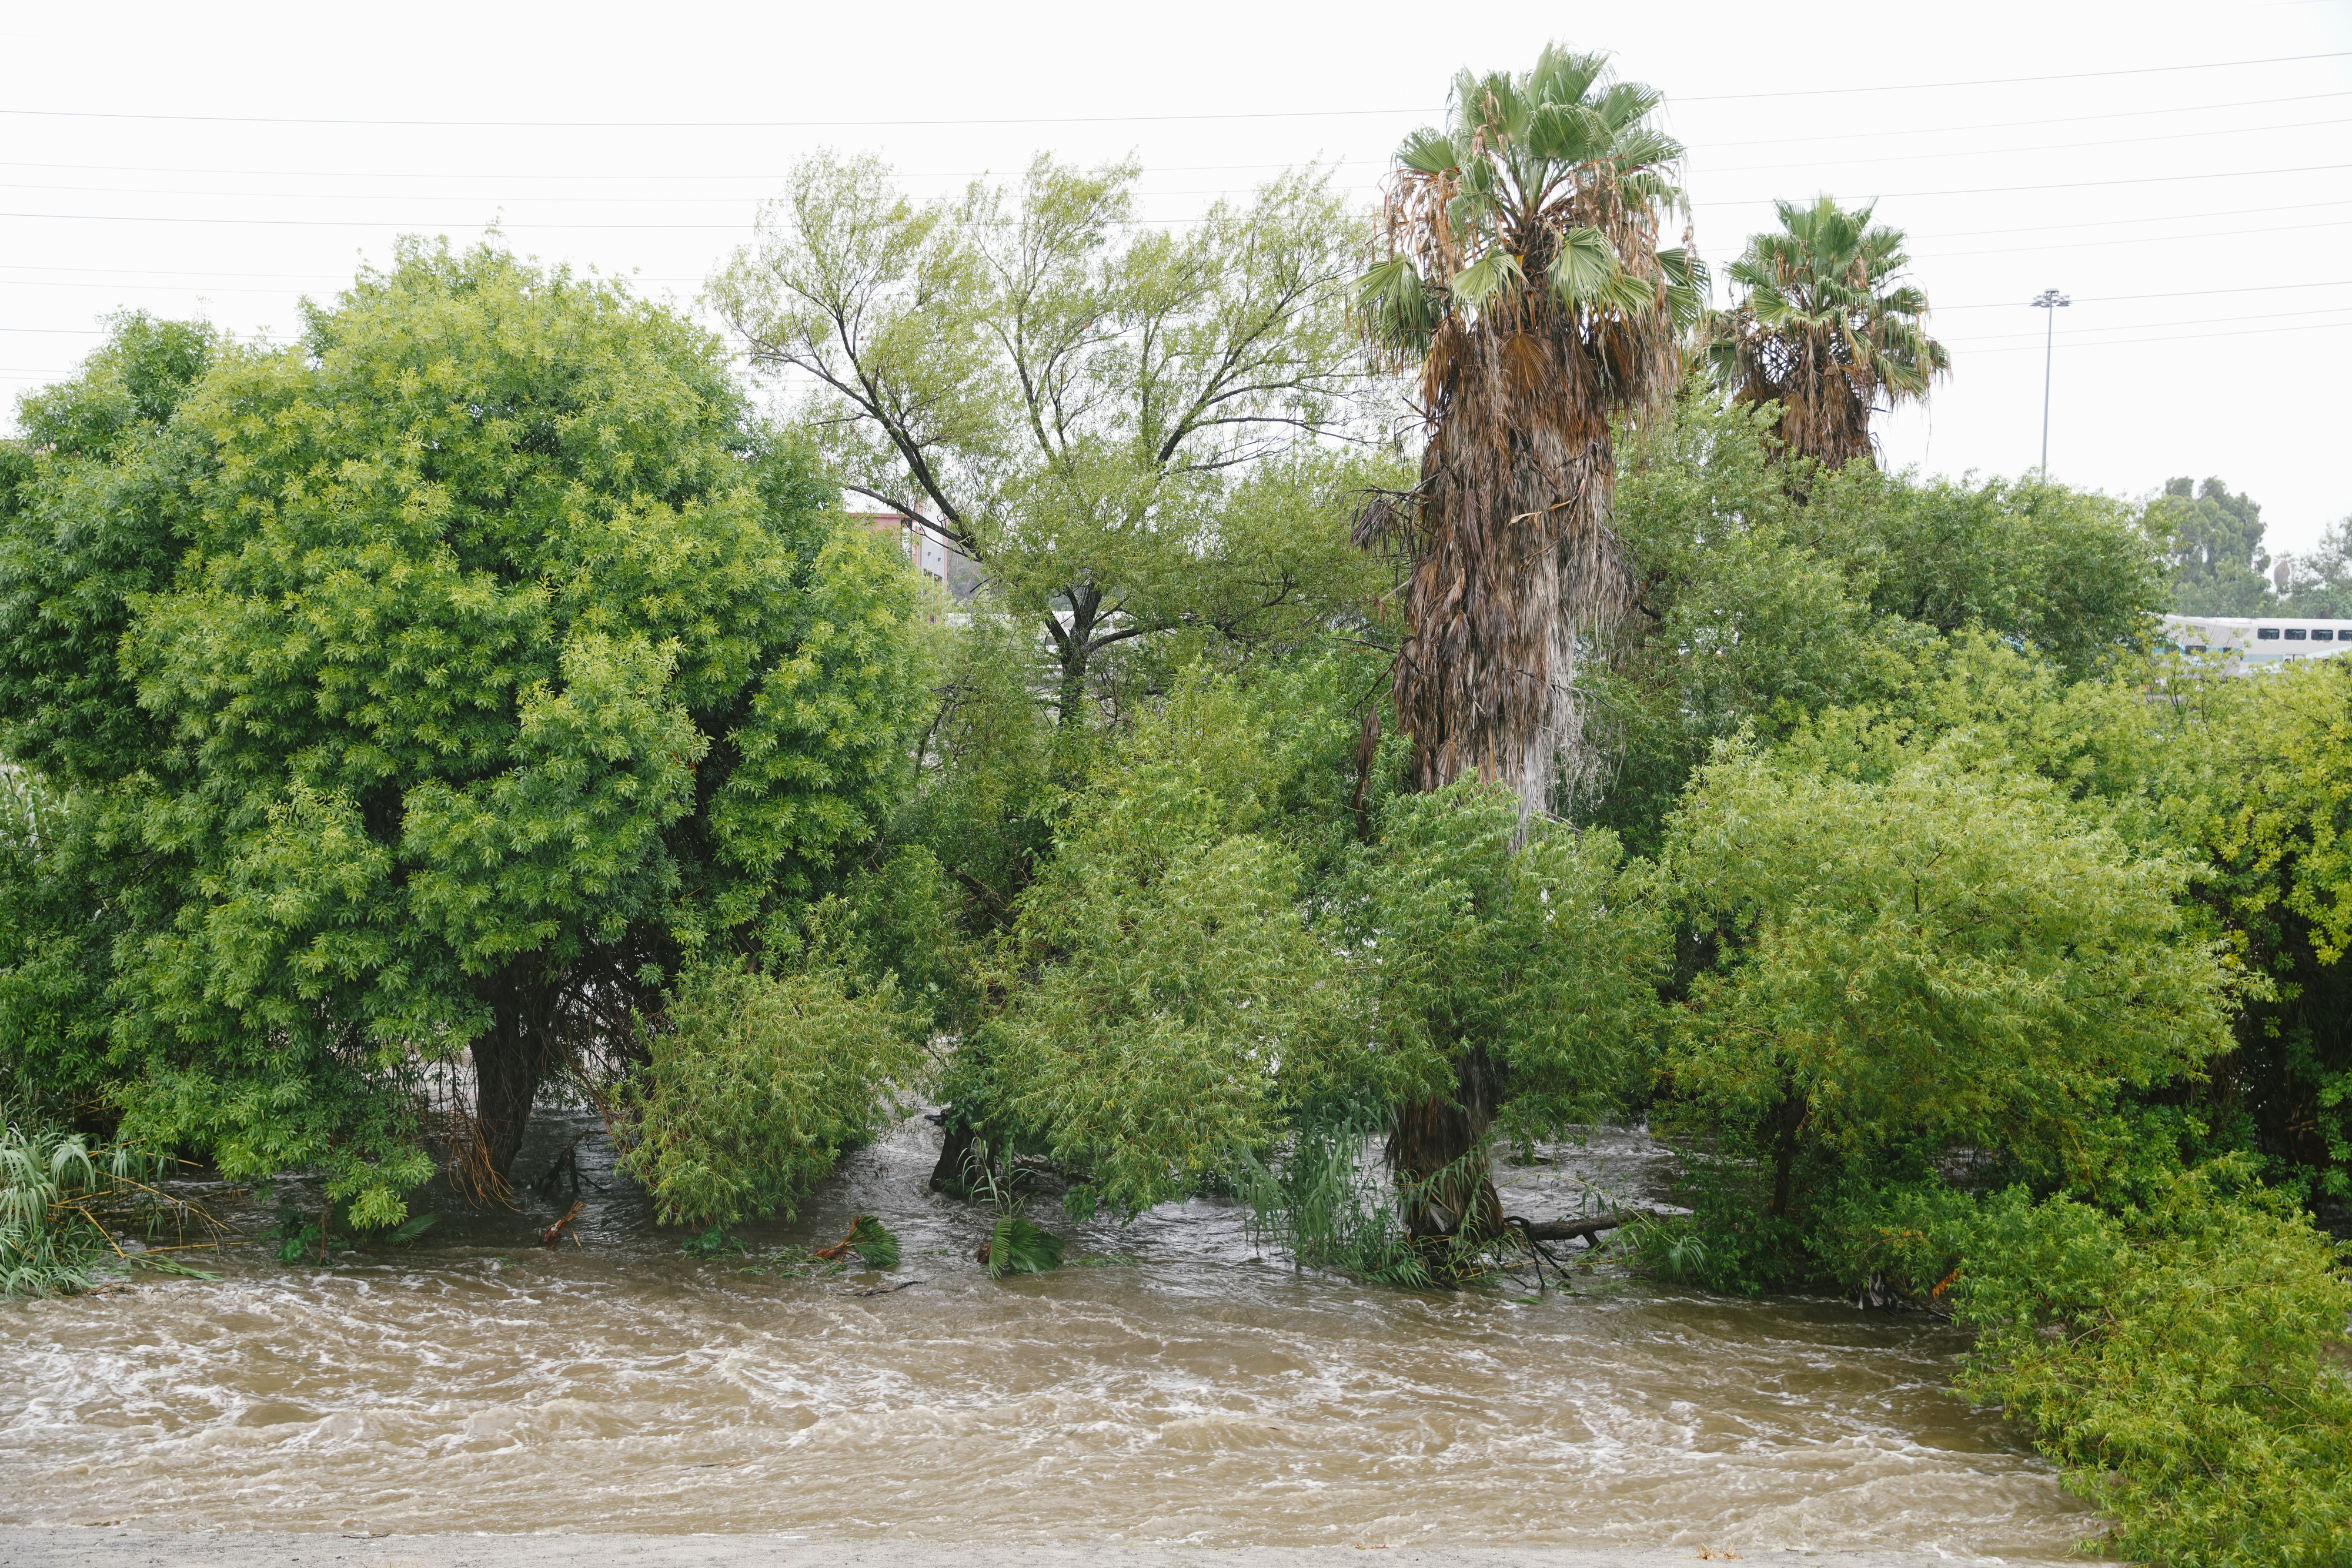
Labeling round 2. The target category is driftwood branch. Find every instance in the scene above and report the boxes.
[1509,1211,1650,1244]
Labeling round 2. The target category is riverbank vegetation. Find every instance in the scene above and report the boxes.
[5,39,2349,1567]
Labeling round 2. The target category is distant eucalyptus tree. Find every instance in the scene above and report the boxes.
[1705,196,1949,472]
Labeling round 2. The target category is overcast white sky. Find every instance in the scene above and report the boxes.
[5,0,2348,550]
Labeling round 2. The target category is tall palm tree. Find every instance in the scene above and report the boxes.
[1356,44,1699,827]
[1705,196,1950,471]
[1353,45,1696,1250]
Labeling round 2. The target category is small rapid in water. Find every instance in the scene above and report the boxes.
[2,1111,2098,1556]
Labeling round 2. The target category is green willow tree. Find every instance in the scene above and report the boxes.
[1350,42,1697,1216]
[709,153,1387,737]
[1703,196,1949,473]
[0,246,932,1221]
[1659,740,2234,1232]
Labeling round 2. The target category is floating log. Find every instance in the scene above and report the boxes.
[1509,1211,1649,1243]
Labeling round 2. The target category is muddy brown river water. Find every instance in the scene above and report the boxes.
[1,1112,2101,1558]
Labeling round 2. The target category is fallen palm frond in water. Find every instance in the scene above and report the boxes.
[978,1215,1064,1278]
[812,1215,900,1269]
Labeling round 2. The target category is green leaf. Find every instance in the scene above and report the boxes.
[387,1213,437,1246]
[984,1215,1065,1278]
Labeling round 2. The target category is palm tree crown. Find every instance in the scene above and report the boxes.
[1356,44,1699,821]
[1705,196,1950,471]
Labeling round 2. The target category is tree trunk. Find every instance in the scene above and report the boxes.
[465,972,562,1195]
[1765,1085,1809,1219]
[1047,584,1101,735]
[1386,1045,1506,1241]
[929,1119,978,1197]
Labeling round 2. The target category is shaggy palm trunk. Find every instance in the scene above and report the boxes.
[1386,1045,1506,1242]
[1384,312,1629,828]
[1733,335,1876,477]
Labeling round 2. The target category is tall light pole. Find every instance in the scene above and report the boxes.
[2032,288,2070,472]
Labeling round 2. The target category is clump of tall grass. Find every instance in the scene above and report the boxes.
[1,1101,198,1296]
[1238,1106,1507,1288]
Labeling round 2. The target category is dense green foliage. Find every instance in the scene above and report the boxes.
[1661,740,2233,1228]
[612,961,920,1228]
[1847,1166,2352,1567]
[2165,658,2352,1198]
[7,54,2350,1563]
[1591,400,2168,852]
[0,246,932,1223]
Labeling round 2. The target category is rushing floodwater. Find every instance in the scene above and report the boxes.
[2,1109,2100,1556]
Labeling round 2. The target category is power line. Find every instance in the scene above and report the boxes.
[8,314,2350,380]
[9,110,2345,210]
[1912,216,2352,260]
[1693,113,2352,177]
[1942,303,2352,345]
[1692,161,2352,206]
[1955,317,2352,355]
[7,91,2347,185]
[1673,51,2352,103]
[14,282,2352,342]
[10,161,2350,234]
[1906,196,2352,240]
[1,52,2343,129]
[1933,279,2352,313]
[1678,89,2352,149]
[8,217,2345,296]
[8,198,2348,293]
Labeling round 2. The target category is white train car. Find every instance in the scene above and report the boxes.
[2162,614,2352,670]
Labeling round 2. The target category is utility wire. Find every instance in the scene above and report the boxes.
[1941,303,2352,344]
[1692,160,2352,205]
[1933,279,2351,313]
[10,161,2350,232]
[7,90,2347,183]
[1955,317,2352,354]
[1693,113,2352,176]
[16,210,2330,288]
[10,112,2348,208]
[12,283,2352,339]
[1,51,2343,128]
[1913,216,2352,259]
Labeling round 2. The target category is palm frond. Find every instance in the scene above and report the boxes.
[1706,193,1949,471]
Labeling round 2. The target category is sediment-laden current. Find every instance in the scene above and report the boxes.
[2,1112,2097,1556]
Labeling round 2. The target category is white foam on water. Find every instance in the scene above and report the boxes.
[0,1116,2102,1556]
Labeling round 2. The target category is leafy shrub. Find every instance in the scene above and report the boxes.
[613,961,921,1229]
[1240,1105,1434,1286]
[1865,1166,2352,1567]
